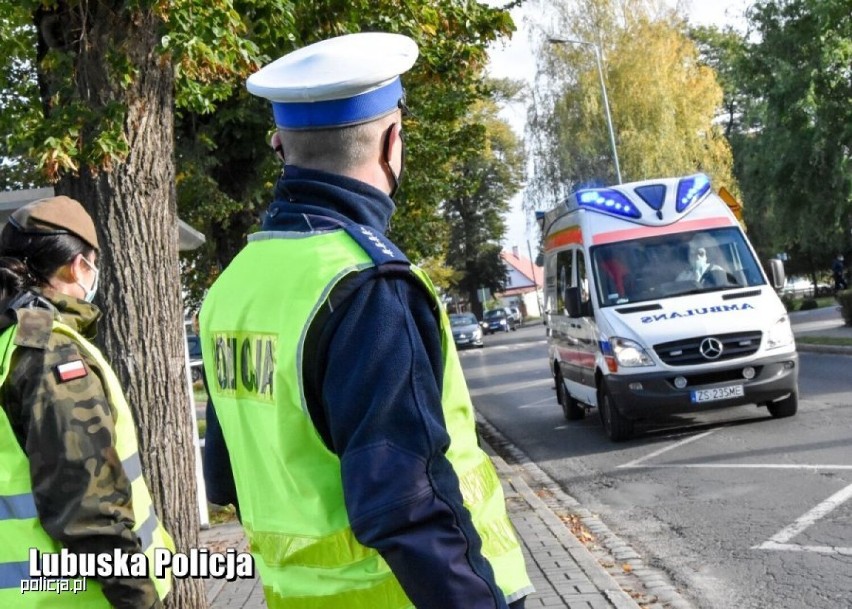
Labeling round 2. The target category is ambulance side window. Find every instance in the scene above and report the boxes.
[576,250,590,305]
[556,249,574,314]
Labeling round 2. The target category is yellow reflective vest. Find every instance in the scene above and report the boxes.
[0,321,174,606]
[200,226,532,609]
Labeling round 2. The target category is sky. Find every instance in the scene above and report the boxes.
[486,0,751,253]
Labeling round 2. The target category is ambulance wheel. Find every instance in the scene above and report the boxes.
[556,367,585,420]
[767,392,798,418]
[598,384,633,442]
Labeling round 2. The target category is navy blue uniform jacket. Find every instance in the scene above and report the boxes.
[204,166,516,609]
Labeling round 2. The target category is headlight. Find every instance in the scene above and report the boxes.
[473,328,482,338]
[611,337,654,367]
[500,319,506,325]
[766,315,795,350]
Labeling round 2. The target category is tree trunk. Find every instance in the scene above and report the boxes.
[36,3,206,607]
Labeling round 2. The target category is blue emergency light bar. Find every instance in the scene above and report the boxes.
[676,174,711,213]
[576,188,642,219]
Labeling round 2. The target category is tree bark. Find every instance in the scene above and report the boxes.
[36,3,206,607]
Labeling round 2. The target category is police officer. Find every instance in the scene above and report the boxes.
[201,33,532,608]
[0,196,173,607]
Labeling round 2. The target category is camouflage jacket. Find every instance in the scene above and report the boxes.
[0,288,161,609]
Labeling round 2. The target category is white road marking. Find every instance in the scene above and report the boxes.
[617,429,719,469]
[753,482,852,556]
[615,428,852,556]
[518,396,556,409]
[626,463,852,470]
[468,378,552,397]
[755,542,852,556]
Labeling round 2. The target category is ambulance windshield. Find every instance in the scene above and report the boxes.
[592,227,765,307]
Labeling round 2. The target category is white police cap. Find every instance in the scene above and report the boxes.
[247,32,418,130]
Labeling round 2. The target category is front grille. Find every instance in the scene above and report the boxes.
[654,331,762,366]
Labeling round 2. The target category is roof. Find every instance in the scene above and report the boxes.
[501,249,543,289]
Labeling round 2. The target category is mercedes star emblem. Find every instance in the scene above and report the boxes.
[699,337,723,360]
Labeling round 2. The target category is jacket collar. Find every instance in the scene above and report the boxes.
[265,165,395,234]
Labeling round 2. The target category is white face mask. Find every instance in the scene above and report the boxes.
[690,250,708,277]
[76,256,99,303]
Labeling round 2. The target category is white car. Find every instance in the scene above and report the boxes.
[507,306,523,325]
[782,276,831,298]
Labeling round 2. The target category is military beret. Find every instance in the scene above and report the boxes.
[9,196,100,252]
[247,32,418,130]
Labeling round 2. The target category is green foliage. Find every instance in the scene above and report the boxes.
[799,297,818,311]
[526,0,736,211]
[780,293,797,312]
[722,0,852,271]
[418,256,462,294]
[0,0,276,181]
[0,1,517,310]
[837,290,852,326]
[175,0,517,305]
[443,88,525,318]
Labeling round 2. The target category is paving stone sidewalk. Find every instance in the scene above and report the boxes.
[200,445,689,609]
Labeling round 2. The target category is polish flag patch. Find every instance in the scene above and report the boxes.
[55,360,88,382]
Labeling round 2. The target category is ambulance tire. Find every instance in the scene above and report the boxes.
[556,367,585,420]
[598,384,633,442]
[767,391,798,418]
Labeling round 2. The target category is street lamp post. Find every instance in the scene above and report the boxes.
[548,37,622,185]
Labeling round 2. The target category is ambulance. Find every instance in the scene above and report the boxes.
[540,173,798,441]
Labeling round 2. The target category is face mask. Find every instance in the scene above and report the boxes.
[691,252,708,277]
[76,256,99,303]
[382,123,406,199]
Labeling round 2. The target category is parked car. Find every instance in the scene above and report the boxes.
[507,306,523,326]
[483,308,517,334]
[781,276,832,298]
[186,334,204,382]
[449,313,484,348]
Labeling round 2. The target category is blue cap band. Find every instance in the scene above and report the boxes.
[272,78,403,129]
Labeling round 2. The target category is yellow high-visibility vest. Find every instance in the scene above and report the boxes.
[201,226,532,609]
[0,321,174,606]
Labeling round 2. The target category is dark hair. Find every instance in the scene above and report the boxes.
[0,222,94,302]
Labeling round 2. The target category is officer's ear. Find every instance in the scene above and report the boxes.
[51,256,80,284]
[270,131,285,162]
[382,122,403,168]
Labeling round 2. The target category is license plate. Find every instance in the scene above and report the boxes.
[691,384,744,403]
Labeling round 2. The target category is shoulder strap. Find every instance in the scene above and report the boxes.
[340,223,409,267]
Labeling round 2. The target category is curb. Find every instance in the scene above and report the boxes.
[478,414,697,609]
[491,455,643,609]
[795,342,852,356]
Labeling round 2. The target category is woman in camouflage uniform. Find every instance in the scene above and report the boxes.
[0,196,172,608]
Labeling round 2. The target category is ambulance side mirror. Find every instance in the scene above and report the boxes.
[565,287,583,318]
[769,258,786,290]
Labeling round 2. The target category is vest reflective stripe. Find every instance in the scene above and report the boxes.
[0,322,175,604]
[263,576,413,609]
[247,524,374,569]
[0,493,38,520]
[122,453,143,481]
[0,561,29,589]
[135,504,159,550]
[201,228,532,607]
[458,453,501,509]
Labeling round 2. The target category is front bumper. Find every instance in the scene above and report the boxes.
[606,352,799,419]
[453,334,483,347]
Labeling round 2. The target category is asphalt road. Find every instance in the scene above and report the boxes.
[462,324,852,609]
